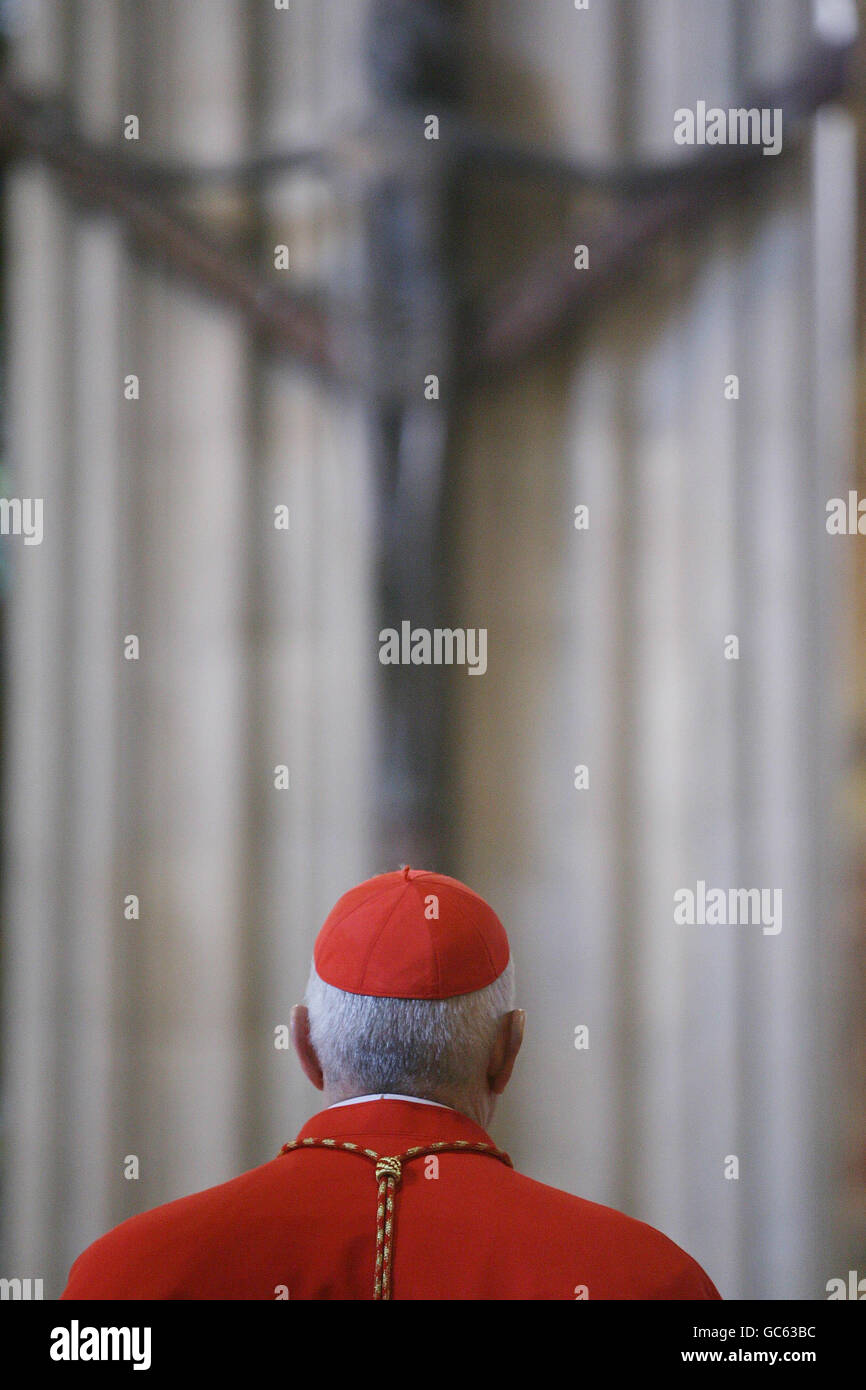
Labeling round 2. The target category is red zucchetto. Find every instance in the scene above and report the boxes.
[313,866,510,999]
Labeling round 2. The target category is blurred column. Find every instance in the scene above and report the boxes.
[111,0,251,1230]
[1,0,379,1293]
[457,0,627,1228]
[456,0,853,1299]
[239,0,377,1160]
[2,0,76,1297]
[61,0,126,1277]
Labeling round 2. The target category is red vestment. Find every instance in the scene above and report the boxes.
[61,1098,721,1300]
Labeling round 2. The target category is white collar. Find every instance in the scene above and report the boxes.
[326,1092,453,1111]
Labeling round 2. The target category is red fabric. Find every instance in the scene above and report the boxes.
[314,868,510,998]
[61,1100,721,1301]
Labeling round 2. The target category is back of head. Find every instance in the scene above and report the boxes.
[304,866,517,1112]
[305,958,516,1104]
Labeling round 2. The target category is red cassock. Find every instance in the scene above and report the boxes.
[62,1098,721,1300]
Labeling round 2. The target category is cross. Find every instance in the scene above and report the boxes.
[0,2,852,865]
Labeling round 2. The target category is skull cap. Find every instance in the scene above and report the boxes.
[313,867,510,999]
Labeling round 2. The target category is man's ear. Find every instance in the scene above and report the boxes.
[291,1004,325,1091]
[487,1009,525,1096]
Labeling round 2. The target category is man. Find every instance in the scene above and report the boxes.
[62,867,721,1300]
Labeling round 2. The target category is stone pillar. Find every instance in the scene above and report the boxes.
[1,0,377,1295]
[456,0,853,1299]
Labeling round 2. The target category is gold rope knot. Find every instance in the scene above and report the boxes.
[277,1136,512,1299]
[375,1155,402,1185]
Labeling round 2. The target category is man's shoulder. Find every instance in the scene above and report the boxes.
[62,1146,721,1301]
[61,1158,284,1299]
[496,1166,721,1299]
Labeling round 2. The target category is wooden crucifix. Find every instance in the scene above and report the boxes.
[0,0,852,866]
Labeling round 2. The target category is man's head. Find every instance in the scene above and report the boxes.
[291,868,524,1127]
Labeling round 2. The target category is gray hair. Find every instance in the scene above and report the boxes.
[305,958,516,1098]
